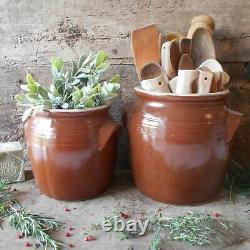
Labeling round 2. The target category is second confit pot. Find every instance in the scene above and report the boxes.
[126,87,242,205]
[24,104,120,201]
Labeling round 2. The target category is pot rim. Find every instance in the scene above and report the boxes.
[135,86,229,101]
[36,103,111,114]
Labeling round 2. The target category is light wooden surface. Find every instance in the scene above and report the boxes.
[0,0,249,168]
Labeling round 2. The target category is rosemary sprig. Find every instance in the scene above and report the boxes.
[0,181,13,217]
[9,205,64,249]
[0,181,64,249]
[151,211,232,247]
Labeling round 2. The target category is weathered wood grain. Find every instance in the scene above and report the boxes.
[0,0,250,169]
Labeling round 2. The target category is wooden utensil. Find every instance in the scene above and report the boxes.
[169,76,177,93]
[179,38,192,55]
[198,59,230,91]
[197,70,213,94]
[158,33,167,51]
[166,32,185,41]
[187,15,215,38]
[176,70,199,94]
[161,40,181,79]
[191,27,216,68]
[178,38,194,70]
[179,54,195,70]
[131,24,160,80]
[140,63,170,92]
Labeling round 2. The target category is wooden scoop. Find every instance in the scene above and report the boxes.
[187,15,215,38]
[131,24,160,80]
[140,63,170,93]
[161,40,181,79]
[191,27,216,68]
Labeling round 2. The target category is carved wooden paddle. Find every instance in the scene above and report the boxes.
[131,24,160,80]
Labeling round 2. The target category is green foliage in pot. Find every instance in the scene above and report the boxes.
[15,51,120,121]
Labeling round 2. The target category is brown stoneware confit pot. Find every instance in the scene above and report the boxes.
[126,87,243,205]
[24,104,120,201]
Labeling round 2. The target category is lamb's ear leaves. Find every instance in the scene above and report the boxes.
[109,74,120,83]
[95,51,108,67]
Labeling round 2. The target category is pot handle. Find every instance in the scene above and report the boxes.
[226,108,243,144]
[98,120,121,151]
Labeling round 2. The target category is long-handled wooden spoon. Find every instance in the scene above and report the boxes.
[191,27,216,68]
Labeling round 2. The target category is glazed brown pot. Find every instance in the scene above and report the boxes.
[126,87,242,205]
[24,104,120,201]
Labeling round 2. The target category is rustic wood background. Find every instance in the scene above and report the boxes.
[0,0,249,168]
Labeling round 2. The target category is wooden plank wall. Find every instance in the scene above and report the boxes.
[0,0,249,168]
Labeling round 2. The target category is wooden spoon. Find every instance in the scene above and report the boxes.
[179,38,194,70]
[191,27,216,68]
[166,32,185,41]
[179,38,192,55]
[187,15,215,38]
[131,24,160,80]
[161,40,181,79]
[179,54,195,70]
[140,63,170,92]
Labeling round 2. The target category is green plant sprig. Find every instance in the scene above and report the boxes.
[9,205,64,249]
[0,181,64,249]
[15,51,120,121]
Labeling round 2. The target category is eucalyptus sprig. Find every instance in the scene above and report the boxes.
[15,51,120,121]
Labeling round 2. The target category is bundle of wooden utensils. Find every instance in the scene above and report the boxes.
[131,15,230,95]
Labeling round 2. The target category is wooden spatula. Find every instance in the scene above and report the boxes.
[131,24,160,80]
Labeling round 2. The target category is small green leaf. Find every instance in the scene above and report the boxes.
[96,63,110,72]
[109,74,120,83]
[15,94,28,103]
[38,86,49,99]
[95,51,108,67]
[42,100,52,110]
[78,54,86,68]
[26,73,36,86]
[27,83,38,93]
[51,57,63,72]
[82,52,93,67]
[72,61,77,76]
[85,98,94,108]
